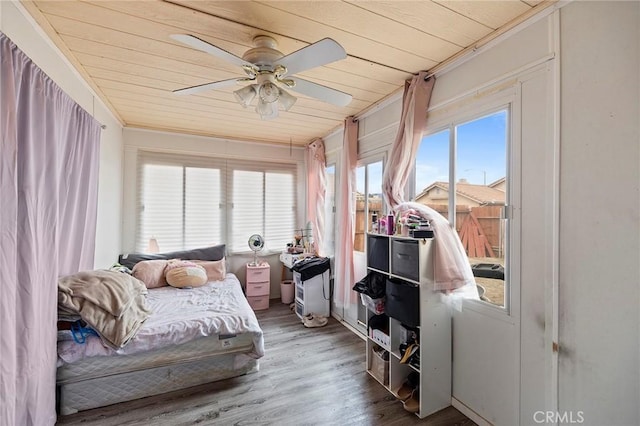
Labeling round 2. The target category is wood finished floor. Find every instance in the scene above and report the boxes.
[57,302,475,426]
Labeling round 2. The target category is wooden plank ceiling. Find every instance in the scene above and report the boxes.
[22,0,550,146]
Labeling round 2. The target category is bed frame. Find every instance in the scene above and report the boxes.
[56,272,263,415]
[57,335,259,414]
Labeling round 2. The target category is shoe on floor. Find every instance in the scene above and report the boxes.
[403,388,420,413]
[395,372,419,401]
[302,314,328,328]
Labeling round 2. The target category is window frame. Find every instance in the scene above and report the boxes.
[355,152,386,253]
[417,90,518,318]
[323,162,337,258]
[135,151,298,255]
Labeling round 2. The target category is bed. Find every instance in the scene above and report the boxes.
[56,272,264,415]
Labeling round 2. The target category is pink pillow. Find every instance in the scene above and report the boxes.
[193,258,226,282]
[165,259,207,288]
[132,259,168,289]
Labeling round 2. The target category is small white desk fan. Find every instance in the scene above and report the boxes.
[248,234,265,266]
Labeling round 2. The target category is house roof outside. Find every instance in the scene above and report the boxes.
[416,180,506,205]
[488,177,506,189]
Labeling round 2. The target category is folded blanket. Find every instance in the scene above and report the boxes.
[58,271,152,349]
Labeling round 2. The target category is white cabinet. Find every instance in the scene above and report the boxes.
[365,233,451,418]
[293,269,330,319]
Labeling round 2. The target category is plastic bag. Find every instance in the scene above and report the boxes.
[352,271,386,298]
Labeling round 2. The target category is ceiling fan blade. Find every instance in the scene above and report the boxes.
[277,38,347,76]
[170,34,254,68]
[173,78,242,96]
[287,77,352,107]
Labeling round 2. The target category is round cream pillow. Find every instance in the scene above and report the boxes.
[165,259,207,288]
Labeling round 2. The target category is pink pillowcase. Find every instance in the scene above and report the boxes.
[132,259,168,289]
[193,258,226,282]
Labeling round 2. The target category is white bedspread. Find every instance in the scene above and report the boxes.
[57,273,264,365]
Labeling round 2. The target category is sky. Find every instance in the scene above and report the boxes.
[356,109,508,195]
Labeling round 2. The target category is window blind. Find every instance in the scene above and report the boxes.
[136,151,297,254]
[227,160,297,253]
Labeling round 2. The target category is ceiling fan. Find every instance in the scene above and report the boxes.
[170,34,353,120]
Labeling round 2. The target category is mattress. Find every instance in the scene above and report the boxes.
[57,273,264,365]
[57,273,264,414]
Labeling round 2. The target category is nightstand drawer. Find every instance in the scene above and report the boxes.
[247,296,269,311]
[246,281,270,296]
[246,266,270,283]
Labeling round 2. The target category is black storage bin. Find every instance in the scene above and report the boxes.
[391,239,419,282]
[384,278,420,327]
[367,234,389,272]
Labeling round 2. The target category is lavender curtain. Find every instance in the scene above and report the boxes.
[0,33,101,425]
[334,117,358,308]
[306,138,326,256]
[382,72,435,208]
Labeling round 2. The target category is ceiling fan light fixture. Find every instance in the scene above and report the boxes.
[256,98,279,120]
[278,88,297,111]
[233,84,258,108]
[258,81,279,103]
[171,34,353,115]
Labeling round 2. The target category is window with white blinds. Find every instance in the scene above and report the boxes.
[137,151,297,254]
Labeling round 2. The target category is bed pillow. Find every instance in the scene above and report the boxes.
[132,259,169,289]
[165,260,208,288]
[193,258,226,282]
[117,244,226,270]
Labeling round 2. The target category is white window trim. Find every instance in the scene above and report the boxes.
[323,162,337,259]
[356,152,387,254]
[422,85,521,320]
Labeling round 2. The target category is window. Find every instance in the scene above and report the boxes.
[414,128,450,209]
[355,159,383,252]
[413,109,509,308]
[231,167,295,253]
[137,152,297,254]
[138,163,222,253]
[323,164,336,257]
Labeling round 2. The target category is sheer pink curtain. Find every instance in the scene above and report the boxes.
[334,117,358,308]
[382,72,434,208]
[306,138,326,256]
[382,73,474,292]
[1,33,101,425]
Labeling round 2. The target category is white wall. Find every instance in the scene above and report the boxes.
[0,1,124,269]
[122,128,306,299]
[558,2,639,425]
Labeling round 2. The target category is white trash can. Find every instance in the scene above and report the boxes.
[280,280,294,304]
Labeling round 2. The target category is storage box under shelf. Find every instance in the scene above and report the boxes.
[368,346,389,386]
